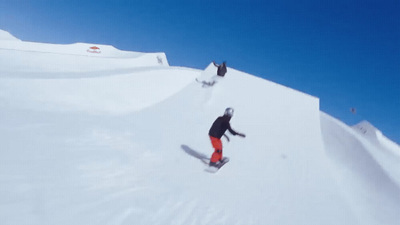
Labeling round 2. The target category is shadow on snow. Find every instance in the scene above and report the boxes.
[181,145,210,165]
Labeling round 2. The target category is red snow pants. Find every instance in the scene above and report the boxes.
[209,136,223,163]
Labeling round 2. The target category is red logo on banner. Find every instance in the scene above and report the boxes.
[87,46,101,53]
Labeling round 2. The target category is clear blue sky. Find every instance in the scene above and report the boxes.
[1,0,399,143]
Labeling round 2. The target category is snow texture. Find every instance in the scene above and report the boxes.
[0,29,399,225]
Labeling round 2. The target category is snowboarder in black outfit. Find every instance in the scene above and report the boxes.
[208,108,245,167]
[213,61,227,77]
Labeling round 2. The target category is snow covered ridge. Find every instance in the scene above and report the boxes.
[0,29,20,41]
[0,29,399,225]
[353,121,400,151]
[0,29,168,74]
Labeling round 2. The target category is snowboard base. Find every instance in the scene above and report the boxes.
[205,157,229,173]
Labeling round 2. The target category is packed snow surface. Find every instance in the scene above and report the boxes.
[0,30,399,225]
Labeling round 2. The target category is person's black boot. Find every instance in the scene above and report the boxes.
[209,161,218,167]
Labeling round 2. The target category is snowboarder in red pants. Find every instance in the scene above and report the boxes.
[208,108,246,167]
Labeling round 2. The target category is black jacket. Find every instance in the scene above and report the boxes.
[213,62,227,77]
[209,115,239,139]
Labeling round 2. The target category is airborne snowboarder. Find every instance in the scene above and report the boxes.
[213,61,227,77]
[208,108,246,168]
[196,61,227,87]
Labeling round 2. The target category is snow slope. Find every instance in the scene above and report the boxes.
[321,114,400,224]
[0,30,399,225]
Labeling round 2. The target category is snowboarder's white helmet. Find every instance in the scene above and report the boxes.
[224,107,234,117]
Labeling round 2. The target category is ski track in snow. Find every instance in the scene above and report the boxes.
[0,29,399,225]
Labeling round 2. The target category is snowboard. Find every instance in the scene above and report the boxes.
[205,157,230,173]
[195,78,216,87]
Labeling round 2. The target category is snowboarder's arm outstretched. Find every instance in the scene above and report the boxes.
[227,124,246,138]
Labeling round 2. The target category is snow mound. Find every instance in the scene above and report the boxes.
[0,32,168,75]
[353,121,400,153]
[0,29,20,41]
[353,120,381,141]
[321,113,400,224]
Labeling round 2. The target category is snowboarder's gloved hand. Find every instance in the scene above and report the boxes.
[238,133,246,138]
